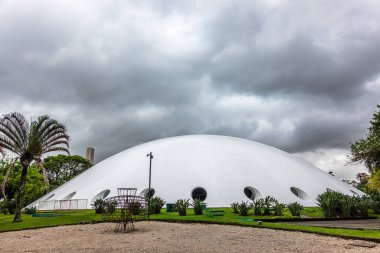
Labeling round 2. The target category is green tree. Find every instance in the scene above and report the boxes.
[0,159,45,205]
[0,112,69,222]
[368,170,380,192]
[43,154,92,190]
[349,104,380,174]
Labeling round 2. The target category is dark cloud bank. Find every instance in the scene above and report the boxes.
[1,0,380,179]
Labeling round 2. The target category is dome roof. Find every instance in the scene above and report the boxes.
[31,135,363,209]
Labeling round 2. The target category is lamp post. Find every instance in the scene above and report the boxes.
[146,152,153,218]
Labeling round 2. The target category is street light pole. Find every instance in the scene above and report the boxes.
[146,152,153,218]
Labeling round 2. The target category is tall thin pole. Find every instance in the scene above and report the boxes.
[146,152,153,218]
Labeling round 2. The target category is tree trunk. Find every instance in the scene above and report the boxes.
[13,164,28,222]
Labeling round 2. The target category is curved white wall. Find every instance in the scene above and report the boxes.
[30,135,363,208]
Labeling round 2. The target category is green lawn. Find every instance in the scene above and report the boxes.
[0,210,102,233]
[0,208,379,242]
[149,208,380,241]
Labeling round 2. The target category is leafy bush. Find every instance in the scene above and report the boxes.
[287,202,303,216]
[252,198,264,215]
[357,196,371,217]
[175,199,190,216]
[149,196,166,214]
[238,201,250,216]
[231,202,239,214]
[192,199,205,215]
[317,190,370,217]
[340,195,356,218]
[104,200,117,214]
[316,191,340,217]
[263,196,276,215]
[23,206,37,214]
[369,190,380,214]
[129,201,142,215]
[273,202,286,216]
[0,199,16,215]
[92,199,106,214]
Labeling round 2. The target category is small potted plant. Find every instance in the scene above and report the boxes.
[238,201,250,216]
[192,199,206,215]
[231,202,239,214]
[174,199,190,216]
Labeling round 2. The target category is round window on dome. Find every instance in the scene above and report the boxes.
[243,186,262,201]
[139,188,155,199]
[191,187,207,201]
[290,187,311,201]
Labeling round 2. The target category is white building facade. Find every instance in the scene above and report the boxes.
[30,135,363,209]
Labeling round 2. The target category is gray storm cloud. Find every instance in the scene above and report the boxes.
[1,0,380,179]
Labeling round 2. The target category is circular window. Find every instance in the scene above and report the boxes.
[191,187,207,201]
[243,186,262,201]
[139,188,155,199]
[290,187,311,201]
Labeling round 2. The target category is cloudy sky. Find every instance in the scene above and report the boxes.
[1,0,379,179]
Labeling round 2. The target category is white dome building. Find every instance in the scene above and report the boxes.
[30,135,363,209]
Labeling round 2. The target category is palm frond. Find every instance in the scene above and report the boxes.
[42,134,70,149]
[0,135,20,155]
[0,113,29,155]
[10,112,29,145]
[42,146,70,155]
[0,121,23,153]
[41,128,69,146]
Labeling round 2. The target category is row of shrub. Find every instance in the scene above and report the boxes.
[92,196,205,217]
[0,199,37,215]
[172,199,206,216]
[91,190,380,218]
[316,190,380,217]
[231,196,304,217]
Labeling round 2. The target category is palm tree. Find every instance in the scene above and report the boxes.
[0,112,69,222]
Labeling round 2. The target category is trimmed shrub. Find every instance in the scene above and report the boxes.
[317,190,370,218]
[273,202,286,216]
[231,202,239,214]
[369,191,380,214]
[358,196,371,217]
[149,196,166,214]
[129,201,142,215]
[340,195,356,218]
[23,206,37,214]
[316,191,340,217]
[287,202,303,216]
[192,199,205,215]
[104,200,117,214]
[252,198,264,215]
[263,196,276,215]
[238,201,250,216]
[175,199,190,216]
[92,199,106,214]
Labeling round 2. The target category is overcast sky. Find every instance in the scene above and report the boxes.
[1,0,379,180]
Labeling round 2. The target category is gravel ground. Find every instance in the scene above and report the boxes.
[0,221,378,253]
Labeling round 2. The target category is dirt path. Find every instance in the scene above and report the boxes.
[0,221,378,253]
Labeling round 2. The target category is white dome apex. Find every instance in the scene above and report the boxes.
[31,135,363,209]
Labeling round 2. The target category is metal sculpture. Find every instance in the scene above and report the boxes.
[101,188,147,232]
